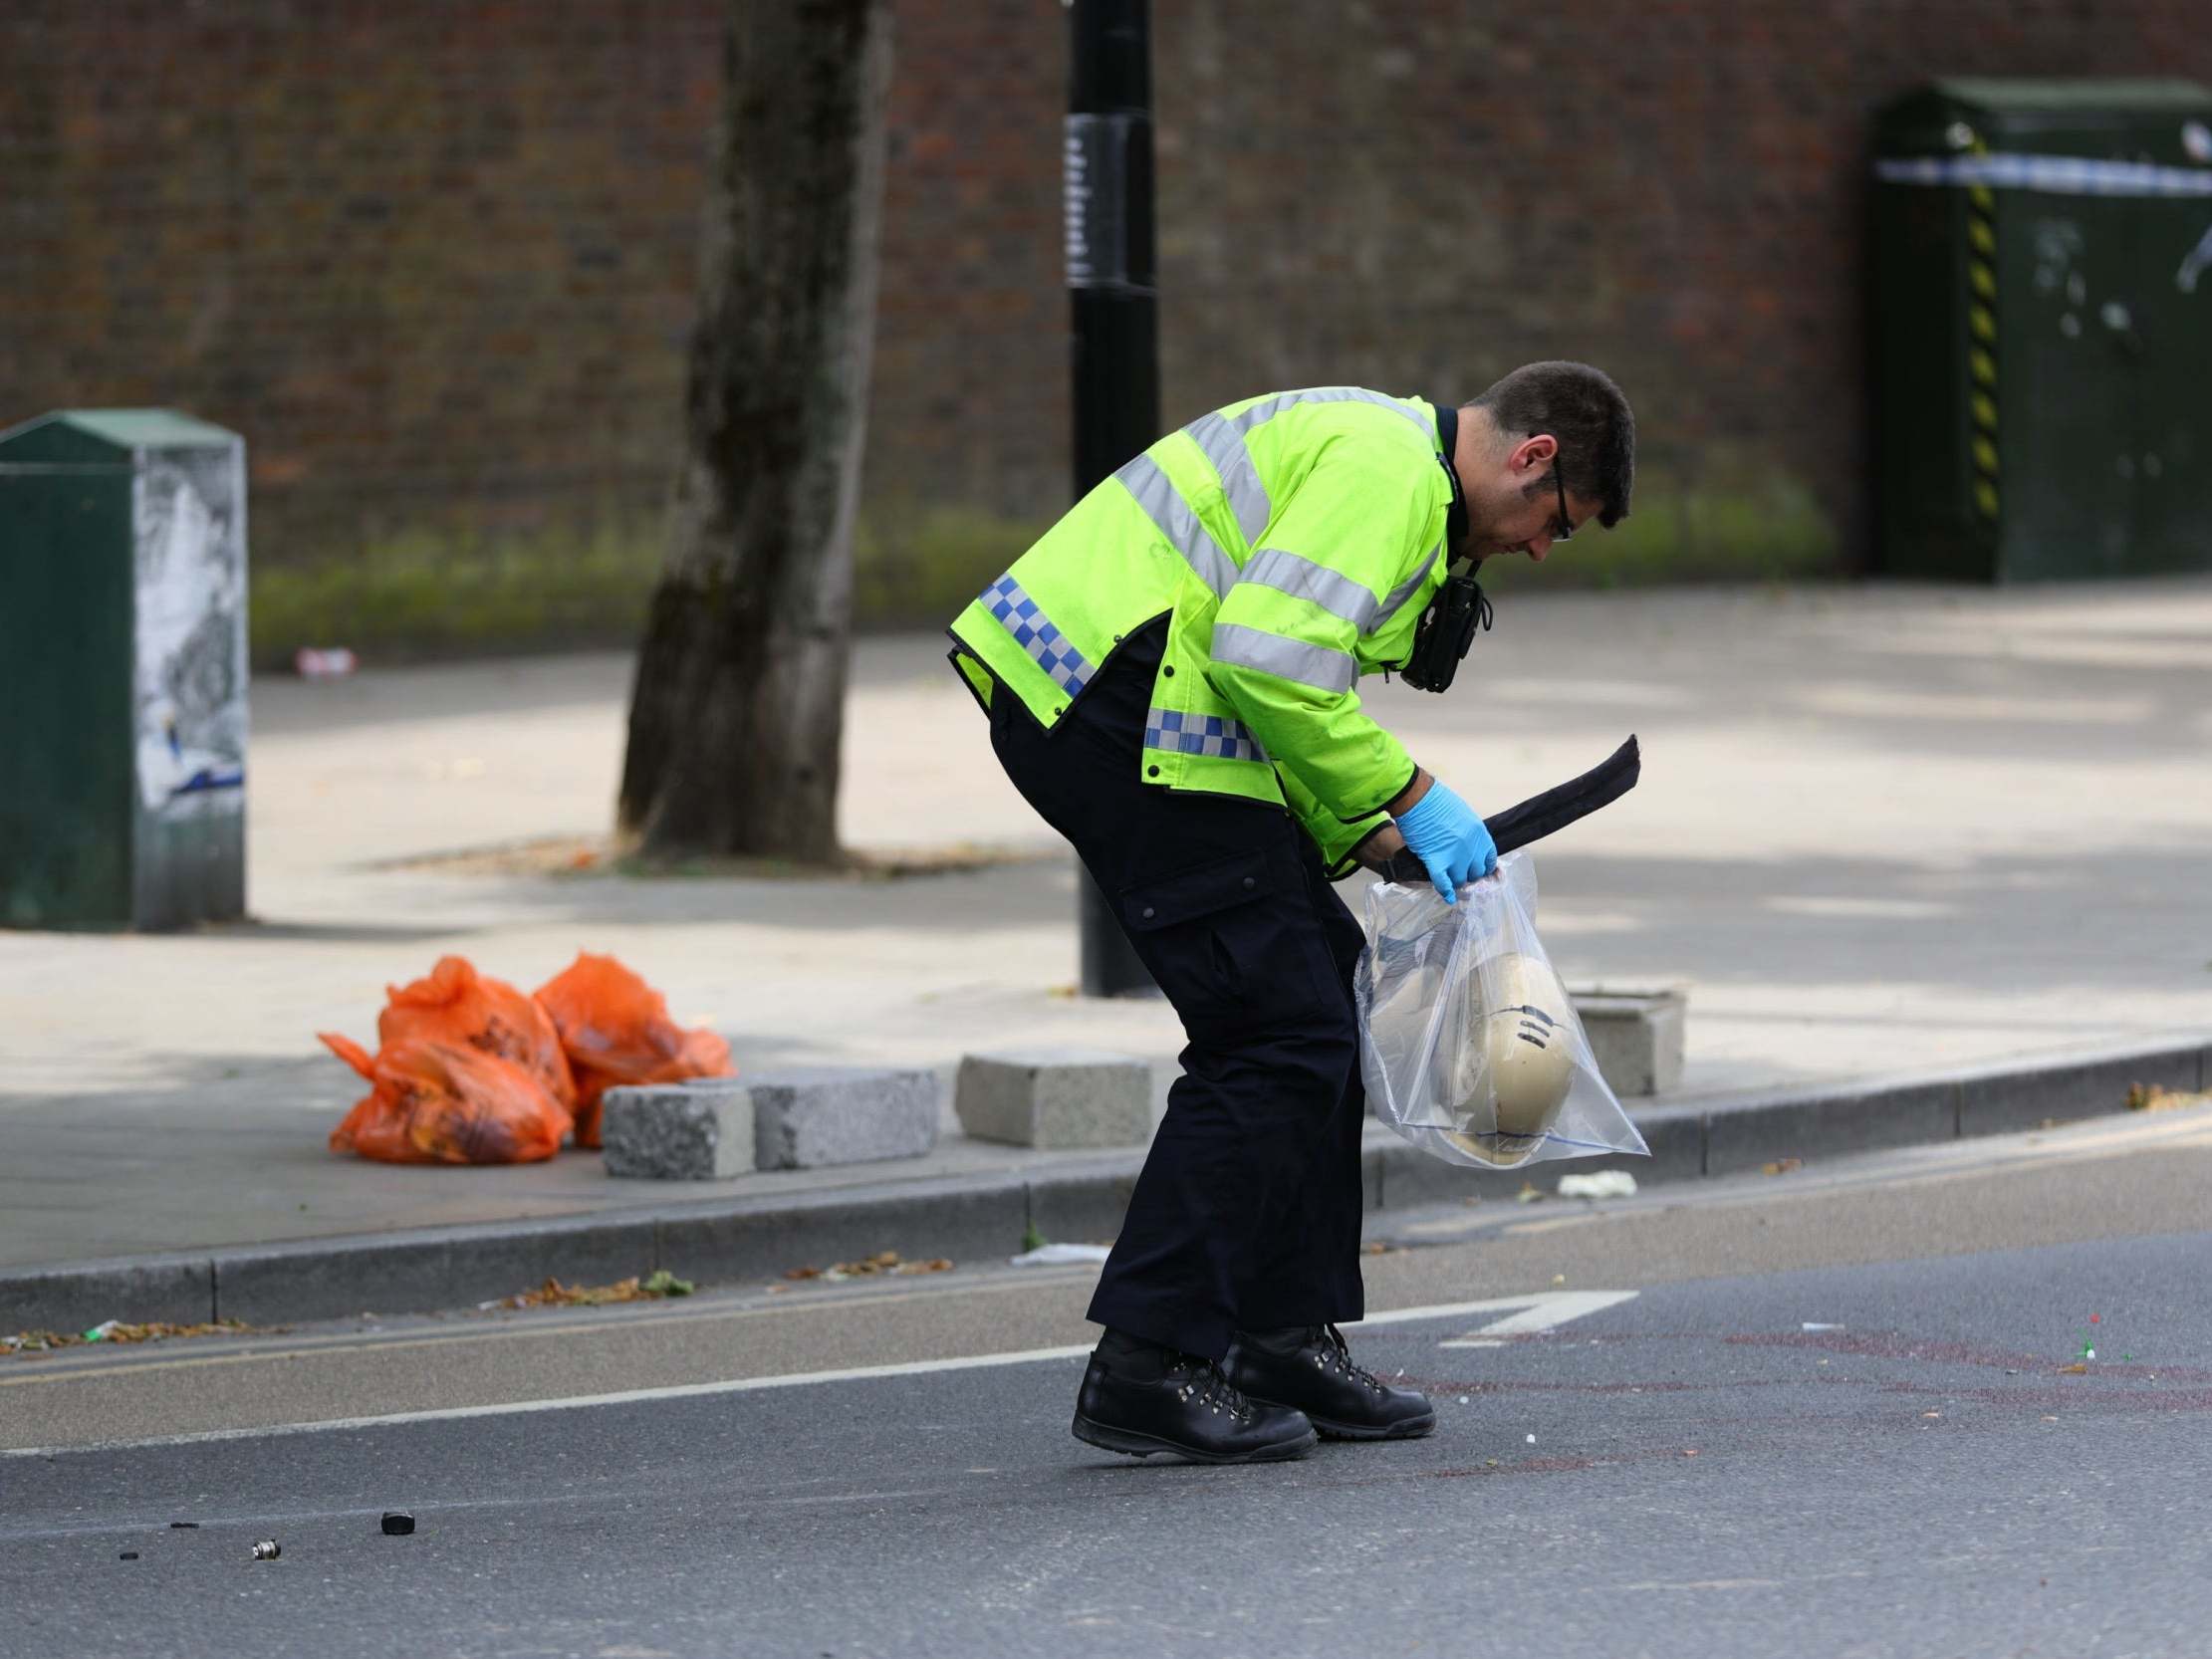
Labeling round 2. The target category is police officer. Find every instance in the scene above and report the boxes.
[948,361,1636,1463]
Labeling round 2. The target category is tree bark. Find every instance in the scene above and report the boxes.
[618,0,892,860]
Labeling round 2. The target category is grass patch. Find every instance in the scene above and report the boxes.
[250,517,663,669]
[245,466,1841,666]
[1481,466,1843,592]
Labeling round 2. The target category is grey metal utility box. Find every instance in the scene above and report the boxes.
[0,410,250,930]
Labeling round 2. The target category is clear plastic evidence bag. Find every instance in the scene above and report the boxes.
[1354,850,1649,1171]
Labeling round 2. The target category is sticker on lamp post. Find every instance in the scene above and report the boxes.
[1065,113,1136,292]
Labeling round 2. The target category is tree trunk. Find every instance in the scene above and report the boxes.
[617,0,892,861]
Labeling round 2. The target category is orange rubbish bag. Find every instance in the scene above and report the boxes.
[376,955,577,1115]
[322,1033,570,1165]
[534,953,735,1147]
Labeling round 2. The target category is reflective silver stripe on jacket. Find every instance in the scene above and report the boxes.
[1239,547,1382,633]
[1178,388,1431,554]
[1181,410,1272,549]
[1142,705,1269,764]
[1373,541,1442,630]
[1113,453,1240,599]
[1225,386,1431,440]
[1211,623,1358,694]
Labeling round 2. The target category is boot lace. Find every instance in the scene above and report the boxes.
[1314,1323,1388,1394]
[1166,1354,1258,1422]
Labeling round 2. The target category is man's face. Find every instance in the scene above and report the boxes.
[1465,433,1598,563]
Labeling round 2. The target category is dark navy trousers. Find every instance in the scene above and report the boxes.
[981,620,1369,1360]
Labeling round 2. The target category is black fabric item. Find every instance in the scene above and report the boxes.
[1434,400,1469,556]
[1222,1323,1438,1441]
[1382,733,1641,884]
[986,628,1371,1362]
[1073,1348,1317,1463]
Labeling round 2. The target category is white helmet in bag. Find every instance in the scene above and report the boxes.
[1444,951,1576,1165]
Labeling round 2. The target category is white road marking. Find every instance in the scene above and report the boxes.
[2,1292,1639,1460]
[0,1345,1097,1460]
[1426,1291,1641,1349]
[0,1267,1102,1391]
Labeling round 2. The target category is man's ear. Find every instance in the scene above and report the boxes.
[1509,432,1559,475]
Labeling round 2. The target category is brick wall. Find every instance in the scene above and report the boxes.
[3,2,2206,650]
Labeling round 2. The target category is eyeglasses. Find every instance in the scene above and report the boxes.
[1548,462,1574,543]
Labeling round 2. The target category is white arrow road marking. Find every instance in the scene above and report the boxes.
[1421,1291,1641,1348]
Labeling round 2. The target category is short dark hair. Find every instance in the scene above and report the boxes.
[1468,361,1636,528]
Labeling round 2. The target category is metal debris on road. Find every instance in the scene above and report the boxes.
[251,1540,282,1560]
[381,1513,415,1536]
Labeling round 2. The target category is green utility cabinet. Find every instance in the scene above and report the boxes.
[1,410,249,930]
[1872,80,2212,581]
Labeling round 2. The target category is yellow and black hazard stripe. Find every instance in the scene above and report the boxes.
[1963,135,2001,524]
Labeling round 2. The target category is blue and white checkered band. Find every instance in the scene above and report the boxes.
[981,575,1093,695]
[1142,705,1271,764]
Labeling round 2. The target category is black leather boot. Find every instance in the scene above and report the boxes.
[1072,1329,1318,1464]
[1222,1323,1436,1440]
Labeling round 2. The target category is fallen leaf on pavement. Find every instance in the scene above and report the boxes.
[1762,1158,1804,1176]
[784,1252,953,1283]
[500,1272,695,1309]
[2127,1083,2210,1113]
[4,1319,253,1357]
[2057,1363,2089,1375]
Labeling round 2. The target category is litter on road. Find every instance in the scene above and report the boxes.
[1009,1243,1112,1266]
[251,1540,281,1560]
[1558,1171,1638,1200]
[784,1251,953,1283]
[4,1318,252,1356]
[489,1271,695,1309]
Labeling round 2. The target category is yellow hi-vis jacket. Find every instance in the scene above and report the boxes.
[949,386,1454,877]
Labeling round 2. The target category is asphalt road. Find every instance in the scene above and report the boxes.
[6,1106,2212,1659]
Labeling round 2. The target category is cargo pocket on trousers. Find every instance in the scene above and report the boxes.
[1119,847,1338,1036]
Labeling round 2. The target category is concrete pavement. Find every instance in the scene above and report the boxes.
[2,580,2209,1327]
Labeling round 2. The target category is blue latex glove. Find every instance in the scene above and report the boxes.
[1392,779,1497,904]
